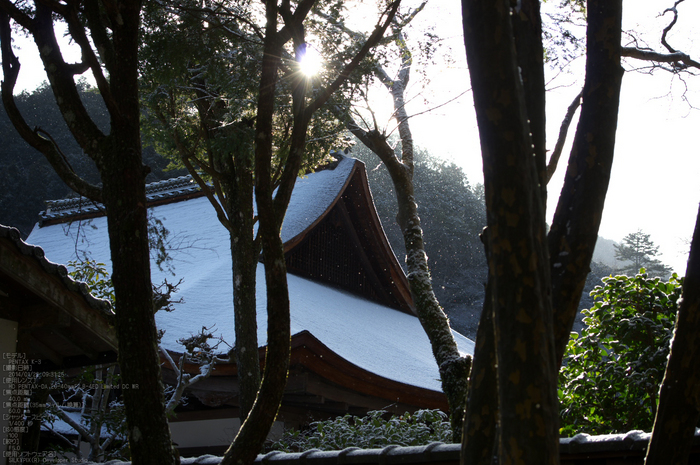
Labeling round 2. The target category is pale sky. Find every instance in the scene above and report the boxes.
[3,0,699,274]
[398,0,700,275]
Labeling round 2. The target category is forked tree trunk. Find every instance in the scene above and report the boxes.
[220,4,289,465]
[460,0,624,463]
[461,0,559,462]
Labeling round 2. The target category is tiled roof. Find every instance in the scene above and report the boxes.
[82,431,700,465]
[39,175,199,223]
[0,224,113,317]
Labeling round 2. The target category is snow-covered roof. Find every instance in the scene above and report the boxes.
[27,157,474,392]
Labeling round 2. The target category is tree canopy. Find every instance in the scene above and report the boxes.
[614,230,674,278]
[559,272,682,436]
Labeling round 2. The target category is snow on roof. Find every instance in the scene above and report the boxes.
[26,157,474,392]
[277,157,355,243]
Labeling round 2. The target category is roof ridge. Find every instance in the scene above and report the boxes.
[38,156,348,224]
[40,175,201,223]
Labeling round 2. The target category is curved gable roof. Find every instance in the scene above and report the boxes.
[26,158,473,393]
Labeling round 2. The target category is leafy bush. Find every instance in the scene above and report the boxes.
[270,409,452,452]
[559,271,682,436]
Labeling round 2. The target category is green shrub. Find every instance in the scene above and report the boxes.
[270,409,452,451]
[559,270,682,436]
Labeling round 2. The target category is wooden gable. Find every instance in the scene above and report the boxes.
[284,160,414,314]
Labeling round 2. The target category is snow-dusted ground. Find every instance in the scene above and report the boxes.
[27,158,474,393]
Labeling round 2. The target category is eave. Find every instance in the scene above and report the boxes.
[161,330,447,417]
[0,225,117,370]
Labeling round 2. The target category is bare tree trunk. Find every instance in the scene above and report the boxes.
[220,4,289,464]
[548,0,624,366]
[461,0,559,463]
[0,3,177,463]
[461,266,499,465]
[645,204,700,465]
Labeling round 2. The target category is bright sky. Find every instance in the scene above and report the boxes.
[397,0,700,275]
[3,0,699,274]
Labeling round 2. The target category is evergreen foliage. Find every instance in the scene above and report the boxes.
[614,230,673,278]
[270,410,452,452]
[559,271,682,436]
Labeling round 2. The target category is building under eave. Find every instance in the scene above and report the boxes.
[0,224,118,459]
[26,156,474,456]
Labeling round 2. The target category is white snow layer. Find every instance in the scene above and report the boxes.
[27,158,474,392]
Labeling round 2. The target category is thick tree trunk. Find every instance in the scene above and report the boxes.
[461,1,559,464]
[645,204,700,465]
[97,5,176,463]
[0,1,177,463]
[512,0,547,190]
[101,130,175,465]
[548,0,624,365]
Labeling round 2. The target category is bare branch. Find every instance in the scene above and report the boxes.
[47,396,95,446]
[546,89,582,184]
[308,0,402,114]
[660,0,685,53]
[622,46,700,72]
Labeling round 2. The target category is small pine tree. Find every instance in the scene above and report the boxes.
[614,230,673,278]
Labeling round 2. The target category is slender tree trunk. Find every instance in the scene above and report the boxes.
[220,4,290,464]
[363,129,470,438]
[345,21,471,434]
[548,0,624,366]
[227,187,261,422]
[461,266,499,465]
[212,124,261,422]
[645,204,700,465]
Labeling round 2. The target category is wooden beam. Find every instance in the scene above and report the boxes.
[334,200,395,306]
[0,236,117,351]
[53,327,99,360]
[25,332,63,367]
[19,305,71,329]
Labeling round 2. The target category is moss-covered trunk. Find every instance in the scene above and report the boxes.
[363,127,471,439]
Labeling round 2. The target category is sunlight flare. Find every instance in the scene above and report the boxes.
[298,44,323,77]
